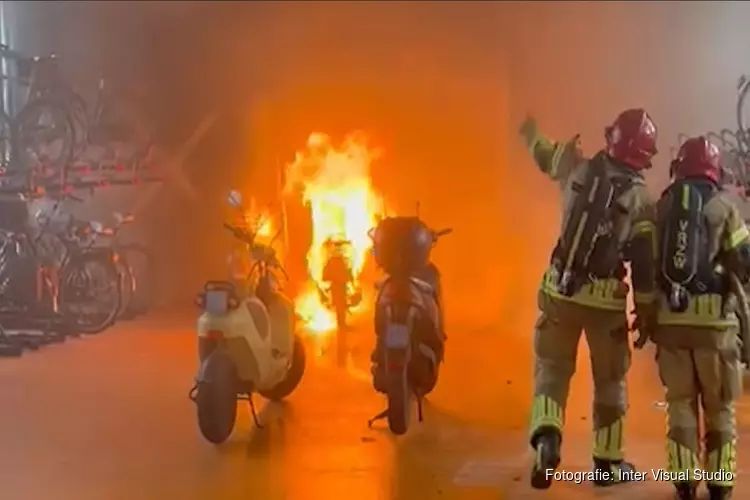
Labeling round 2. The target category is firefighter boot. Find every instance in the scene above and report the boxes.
[673,482,698,500]
[592,458,638,486]
[708,485,733,500]
[530,428,561,489]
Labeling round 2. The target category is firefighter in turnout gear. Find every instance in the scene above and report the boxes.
[652,136,750,500]
[519,109,659,489]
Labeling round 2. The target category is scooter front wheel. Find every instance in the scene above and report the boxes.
[196,352,238,444]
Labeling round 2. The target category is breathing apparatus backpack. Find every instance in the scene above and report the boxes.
[552,153,635,296]
[658,179,718,312]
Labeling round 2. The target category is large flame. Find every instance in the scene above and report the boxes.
[285,132,384,334]
[242,198,275,241]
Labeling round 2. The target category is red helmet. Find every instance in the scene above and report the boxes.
[605,108,658,170]
[671,136,722,184]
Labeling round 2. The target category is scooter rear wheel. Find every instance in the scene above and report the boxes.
[259,335,306,401]
[386,365,412,435]
[336,307,347,366]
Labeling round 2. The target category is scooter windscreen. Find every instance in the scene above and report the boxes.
[204,289,230,314]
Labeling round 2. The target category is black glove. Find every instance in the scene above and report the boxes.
[519,116,538,143]
[631,315,654,349]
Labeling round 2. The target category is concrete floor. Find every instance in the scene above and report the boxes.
[1,316,748,500]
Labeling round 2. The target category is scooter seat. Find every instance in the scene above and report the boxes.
[377,276,437,313]
[375,276,435,299]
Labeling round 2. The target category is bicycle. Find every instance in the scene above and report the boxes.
[0,46,75,173]
[2,45,151,174]
[33,192,122,334]
[0,191,73,352]
[85,211,153,320]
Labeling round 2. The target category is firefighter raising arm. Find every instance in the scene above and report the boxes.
[519,116,584,187]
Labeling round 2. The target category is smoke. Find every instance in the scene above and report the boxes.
[13,1,750,325]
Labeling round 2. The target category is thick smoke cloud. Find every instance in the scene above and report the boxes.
[11,1,750,330]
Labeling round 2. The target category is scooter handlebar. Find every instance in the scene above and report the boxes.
[223,222,255,244]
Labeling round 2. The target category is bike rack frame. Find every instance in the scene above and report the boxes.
[673,74,750,197]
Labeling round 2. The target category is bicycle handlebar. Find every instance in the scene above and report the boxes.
[248,258,289,282]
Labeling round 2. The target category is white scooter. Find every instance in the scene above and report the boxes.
[189,190,306,444]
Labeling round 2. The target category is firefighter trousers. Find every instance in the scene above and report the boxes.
[529,292,631,461]
[654,326,742,487]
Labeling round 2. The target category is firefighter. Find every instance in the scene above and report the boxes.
[519,109,659,489]
[650,136,750,500]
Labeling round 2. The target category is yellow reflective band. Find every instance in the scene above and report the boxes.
[631,221,655,235]
[540,268,626,311]
[725,225,750,250]
[681,184,690,210]
[706,441,737,486]
[593,418,624,460]
[667,439,700,475]
[657,293,737,327]
[529,395,564,438]
[548,142,566,178]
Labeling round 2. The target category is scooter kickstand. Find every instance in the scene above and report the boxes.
[248,394,263,428]
[417,396,424,422]
[368,408,389,428]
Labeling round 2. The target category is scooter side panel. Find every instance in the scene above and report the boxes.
[243,297,286,390]
[267,294,295,357]
[197,306,272,386]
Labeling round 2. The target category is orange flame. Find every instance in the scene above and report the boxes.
[285,132,384,335]
[242,199,275,241]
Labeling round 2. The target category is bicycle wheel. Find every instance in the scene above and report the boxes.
[13,98,75,173]
[59,253,121,334]
[115,259,135,320]
[737,75,750,153]
[118,243,153,317]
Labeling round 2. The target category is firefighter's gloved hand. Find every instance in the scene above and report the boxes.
[631,314,655,349]
[519,116,538,143]
[565,134,583,162]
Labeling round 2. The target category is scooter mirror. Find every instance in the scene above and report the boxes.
[228,190,242,208]
[34,209,49,225]
[90,221,104,234]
